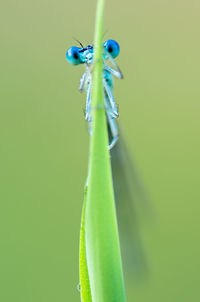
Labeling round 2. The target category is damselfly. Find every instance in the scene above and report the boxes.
[66,39,151,278]
[66,39,123,149]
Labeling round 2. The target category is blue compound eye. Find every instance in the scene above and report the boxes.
[66,47,82,65]
[104,40,120,59]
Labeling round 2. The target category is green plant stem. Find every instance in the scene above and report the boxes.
[82,0,127,301]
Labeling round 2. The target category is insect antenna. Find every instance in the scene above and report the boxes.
[72,37,84,48]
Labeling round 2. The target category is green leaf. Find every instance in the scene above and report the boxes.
[79,185,92,302]
[79,0,127,301]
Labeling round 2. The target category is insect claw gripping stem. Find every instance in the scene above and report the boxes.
[66,39,123,150]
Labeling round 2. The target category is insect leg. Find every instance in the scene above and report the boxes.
[104,64,123,79]
[79,64,93,92]
[85,80,92,121]
[104,50,124,79]
[107,113,119,150]
[104,80,119,117]
[104,96,119,150]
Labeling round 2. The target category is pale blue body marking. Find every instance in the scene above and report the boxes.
[66,39,123,149]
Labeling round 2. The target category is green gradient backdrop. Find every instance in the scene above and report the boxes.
[0,0,200,301]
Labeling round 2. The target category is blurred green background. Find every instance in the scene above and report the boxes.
[0,0,200,301]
